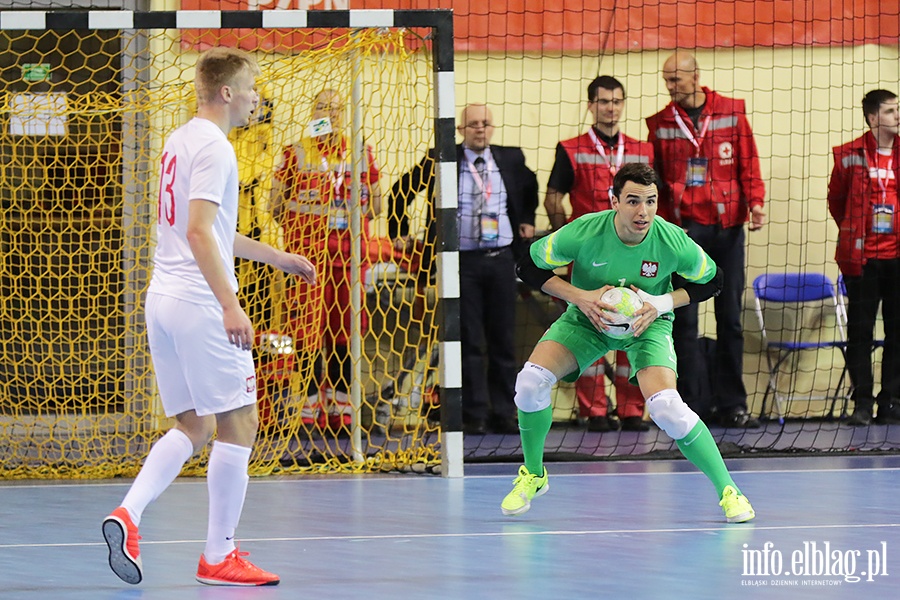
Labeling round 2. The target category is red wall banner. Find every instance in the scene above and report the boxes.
[182,0,900,51]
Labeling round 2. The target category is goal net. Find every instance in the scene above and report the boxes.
[0,10,457,479]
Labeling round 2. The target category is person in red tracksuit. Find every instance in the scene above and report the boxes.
[272,89,381,432]
[545,76,653,432]
[828,89,900,426]
[646,52,766,428]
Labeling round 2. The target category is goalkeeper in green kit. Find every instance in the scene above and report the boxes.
[502,162,755,523]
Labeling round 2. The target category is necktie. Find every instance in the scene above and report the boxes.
[473,157,487,242]
[475,156,487,214]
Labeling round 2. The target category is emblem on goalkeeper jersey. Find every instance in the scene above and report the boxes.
[641,260,659,278]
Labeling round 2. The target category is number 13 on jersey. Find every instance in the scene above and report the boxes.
[158,151,177,226]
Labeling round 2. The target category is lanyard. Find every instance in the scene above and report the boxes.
[320,153,346,197]
[672,106,711,157]
[867,150,894,202]
[466,155,493,205]
[587,128,625,174]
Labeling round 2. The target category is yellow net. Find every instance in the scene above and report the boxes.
[0,26,441,479]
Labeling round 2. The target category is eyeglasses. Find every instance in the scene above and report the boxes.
[465,121,493,129]
[591,98,625,107]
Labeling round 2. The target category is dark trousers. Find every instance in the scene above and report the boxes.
[843,258,900,410]
[672,220,748,417]
[459,247,518,425]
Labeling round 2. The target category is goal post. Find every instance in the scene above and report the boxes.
[0,9,461,479]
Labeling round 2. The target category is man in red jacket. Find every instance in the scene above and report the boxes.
[646,52,766,428]
[545,75,652,432]
[828,89,900,426]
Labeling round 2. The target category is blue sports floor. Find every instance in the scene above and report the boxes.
[1,455,898,599]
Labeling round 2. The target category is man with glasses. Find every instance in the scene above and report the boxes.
[544,76,654,432]
[387,103,538,434]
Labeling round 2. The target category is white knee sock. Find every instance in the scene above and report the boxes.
[121,428,194,526]
[204,440,251,564]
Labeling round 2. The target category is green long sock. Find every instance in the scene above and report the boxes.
[518,407,553,475]
[676,420,738,499]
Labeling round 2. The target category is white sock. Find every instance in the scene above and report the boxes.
[204,441,251,564]
[121,428,194,526]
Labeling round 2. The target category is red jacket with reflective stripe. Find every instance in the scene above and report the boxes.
[559,131,654,220]
[646,88,765,227]
[827,131,900,276]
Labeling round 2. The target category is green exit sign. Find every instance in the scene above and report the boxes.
[22,63,51,82]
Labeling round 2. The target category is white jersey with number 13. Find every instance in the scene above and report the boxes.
[149,117,240,306]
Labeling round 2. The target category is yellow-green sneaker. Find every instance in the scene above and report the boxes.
[500,465,549,516]
[719,485,755,523]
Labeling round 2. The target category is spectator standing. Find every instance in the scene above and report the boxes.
[387,103,538,434]
[827,89,900,426]
[646,52,766,428]
[271,89,381,432]
[545,75,652,432]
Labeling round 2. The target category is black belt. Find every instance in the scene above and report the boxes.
[461,246,512,258]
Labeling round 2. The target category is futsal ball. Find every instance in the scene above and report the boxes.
[599,287,644,339]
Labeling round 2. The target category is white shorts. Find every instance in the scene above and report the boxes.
[145,292,257,418]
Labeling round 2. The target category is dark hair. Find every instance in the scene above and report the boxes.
[612,163,657,199]
[862,89,898,126]
[587,75,625,102]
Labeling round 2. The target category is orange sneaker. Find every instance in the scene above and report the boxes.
[196,548,280,586]
[102,507,143,585]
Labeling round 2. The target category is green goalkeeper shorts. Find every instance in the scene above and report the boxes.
[539,306,679,384]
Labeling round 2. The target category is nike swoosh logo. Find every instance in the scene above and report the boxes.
[592,261,608,267]
[681,429,703,446]
[605,322,629,331]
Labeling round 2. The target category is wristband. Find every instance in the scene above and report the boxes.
[636,290,674,314]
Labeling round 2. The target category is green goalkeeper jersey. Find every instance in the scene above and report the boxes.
[531,210,716,310]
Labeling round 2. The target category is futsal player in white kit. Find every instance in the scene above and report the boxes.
[101,47,316,587]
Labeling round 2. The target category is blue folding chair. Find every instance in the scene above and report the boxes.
[752,272,850,421]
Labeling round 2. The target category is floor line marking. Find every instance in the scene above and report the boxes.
[3,523,898,550]
[2,466,898,490]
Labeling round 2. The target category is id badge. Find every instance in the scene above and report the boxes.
[307,117,333,138]
[480,213,499,242]
[686,157,708,187]
[329,200,349,230]
[872,204,895,235]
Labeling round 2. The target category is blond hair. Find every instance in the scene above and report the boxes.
[194,47,260,105]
